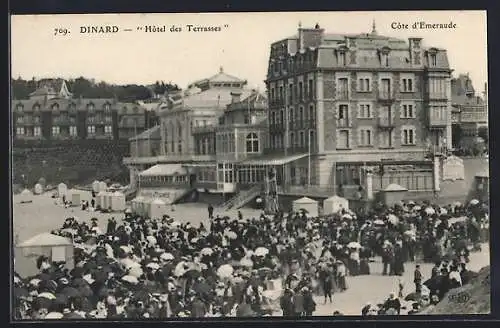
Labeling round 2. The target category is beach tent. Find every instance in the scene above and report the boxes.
[131,196,145,215]
[34,183,43,195]
[15,233,74,278]
[70,189,81,205]
[110,191,126,211]
[92,180,101,193]
[150,198,167,219]
[99,191,113,210]
[57,183,68,197]
[19,189,33,203]
[96,191,105,208]
[292,197,319,217]
[142,198,153,218]
[99,181,107,193]
[323,195,350,215]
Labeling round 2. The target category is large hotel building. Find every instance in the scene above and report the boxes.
[125,23,454,206]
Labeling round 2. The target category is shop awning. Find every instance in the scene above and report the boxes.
[139,164,187,177]
[239,153,308,166]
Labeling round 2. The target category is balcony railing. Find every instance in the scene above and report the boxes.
[378,117,395,128]
[460,111,488,123]
[123,153,216,165]
[429,116,448,127]
[426,93,447,101]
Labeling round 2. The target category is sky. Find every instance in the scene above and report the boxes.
[10,11,487,94]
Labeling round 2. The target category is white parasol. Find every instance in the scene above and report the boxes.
[342,213,353,220]
[239,258,254,268]
[146,235,157,245]
[469,199,480,206]
[121,275,139,285]
[38,292,56,300]
[373,219,385,225]
[387,214,399,225]
[424,207,436,215]
[217,264,234,278]
[225,231,238,240]
[347,242,362,249]
[160,252,175,261]
[254,247,269,257]
[146,262,160,270]
[200,248,213,256]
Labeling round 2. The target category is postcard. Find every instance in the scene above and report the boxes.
[10,11,489,320]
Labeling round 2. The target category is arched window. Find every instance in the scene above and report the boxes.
[246,133,259,153]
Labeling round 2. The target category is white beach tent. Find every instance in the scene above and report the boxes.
[57,183,68,197]
[69,189,91,205]
[99,181,108,192]
[102,191,113,210]
[92,180,101,193]
[19,189,33,203]
[132,196,145,216]
[96,191,105,208]
[150,198,167,219]
[292,197,319,217]
[110,191,126,211]
[15,232,74,277]
[323,195,350,215]
[34,183,43,195]
[142,198,153,218]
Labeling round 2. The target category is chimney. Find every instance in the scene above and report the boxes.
[230,91,242,103]
[298,21,304,52]
[299,23,325,51]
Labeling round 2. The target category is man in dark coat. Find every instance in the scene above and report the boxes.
[414,264,423,293]
[382,244,393,275]
[280,289,295,316]
[190,296,207,317]
[303,287,316,316]
[208,204,214,219]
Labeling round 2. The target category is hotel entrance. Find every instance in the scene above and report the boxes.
[217,162,236,193]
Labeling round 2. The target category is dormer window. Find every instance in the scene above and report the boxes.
[34,104,40,111]
[104,103,110,111]
[430,54,437,66]
[52,103,59,110]
[88,103,94,111]
[16,104,23,112]
[338,52,346,66]
[381,53,389,67]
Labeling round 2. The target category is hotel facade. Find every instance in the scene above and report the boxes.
[12,79,158,143]
[264,23,452,198]
[124,68,269,203]
[125,23,455,206]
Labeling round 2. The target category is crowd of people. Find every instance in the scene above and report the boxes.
[13,196,488,319]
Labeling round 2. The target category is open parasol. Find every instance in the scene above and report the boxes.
[239,258,254,268]
[200,248,213,256]
[217,264,234,278]
[387,214,399,225]
[160,252,175,261]
[347,241,362,249]
[254,247,269,257]
[424,207,435,215]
